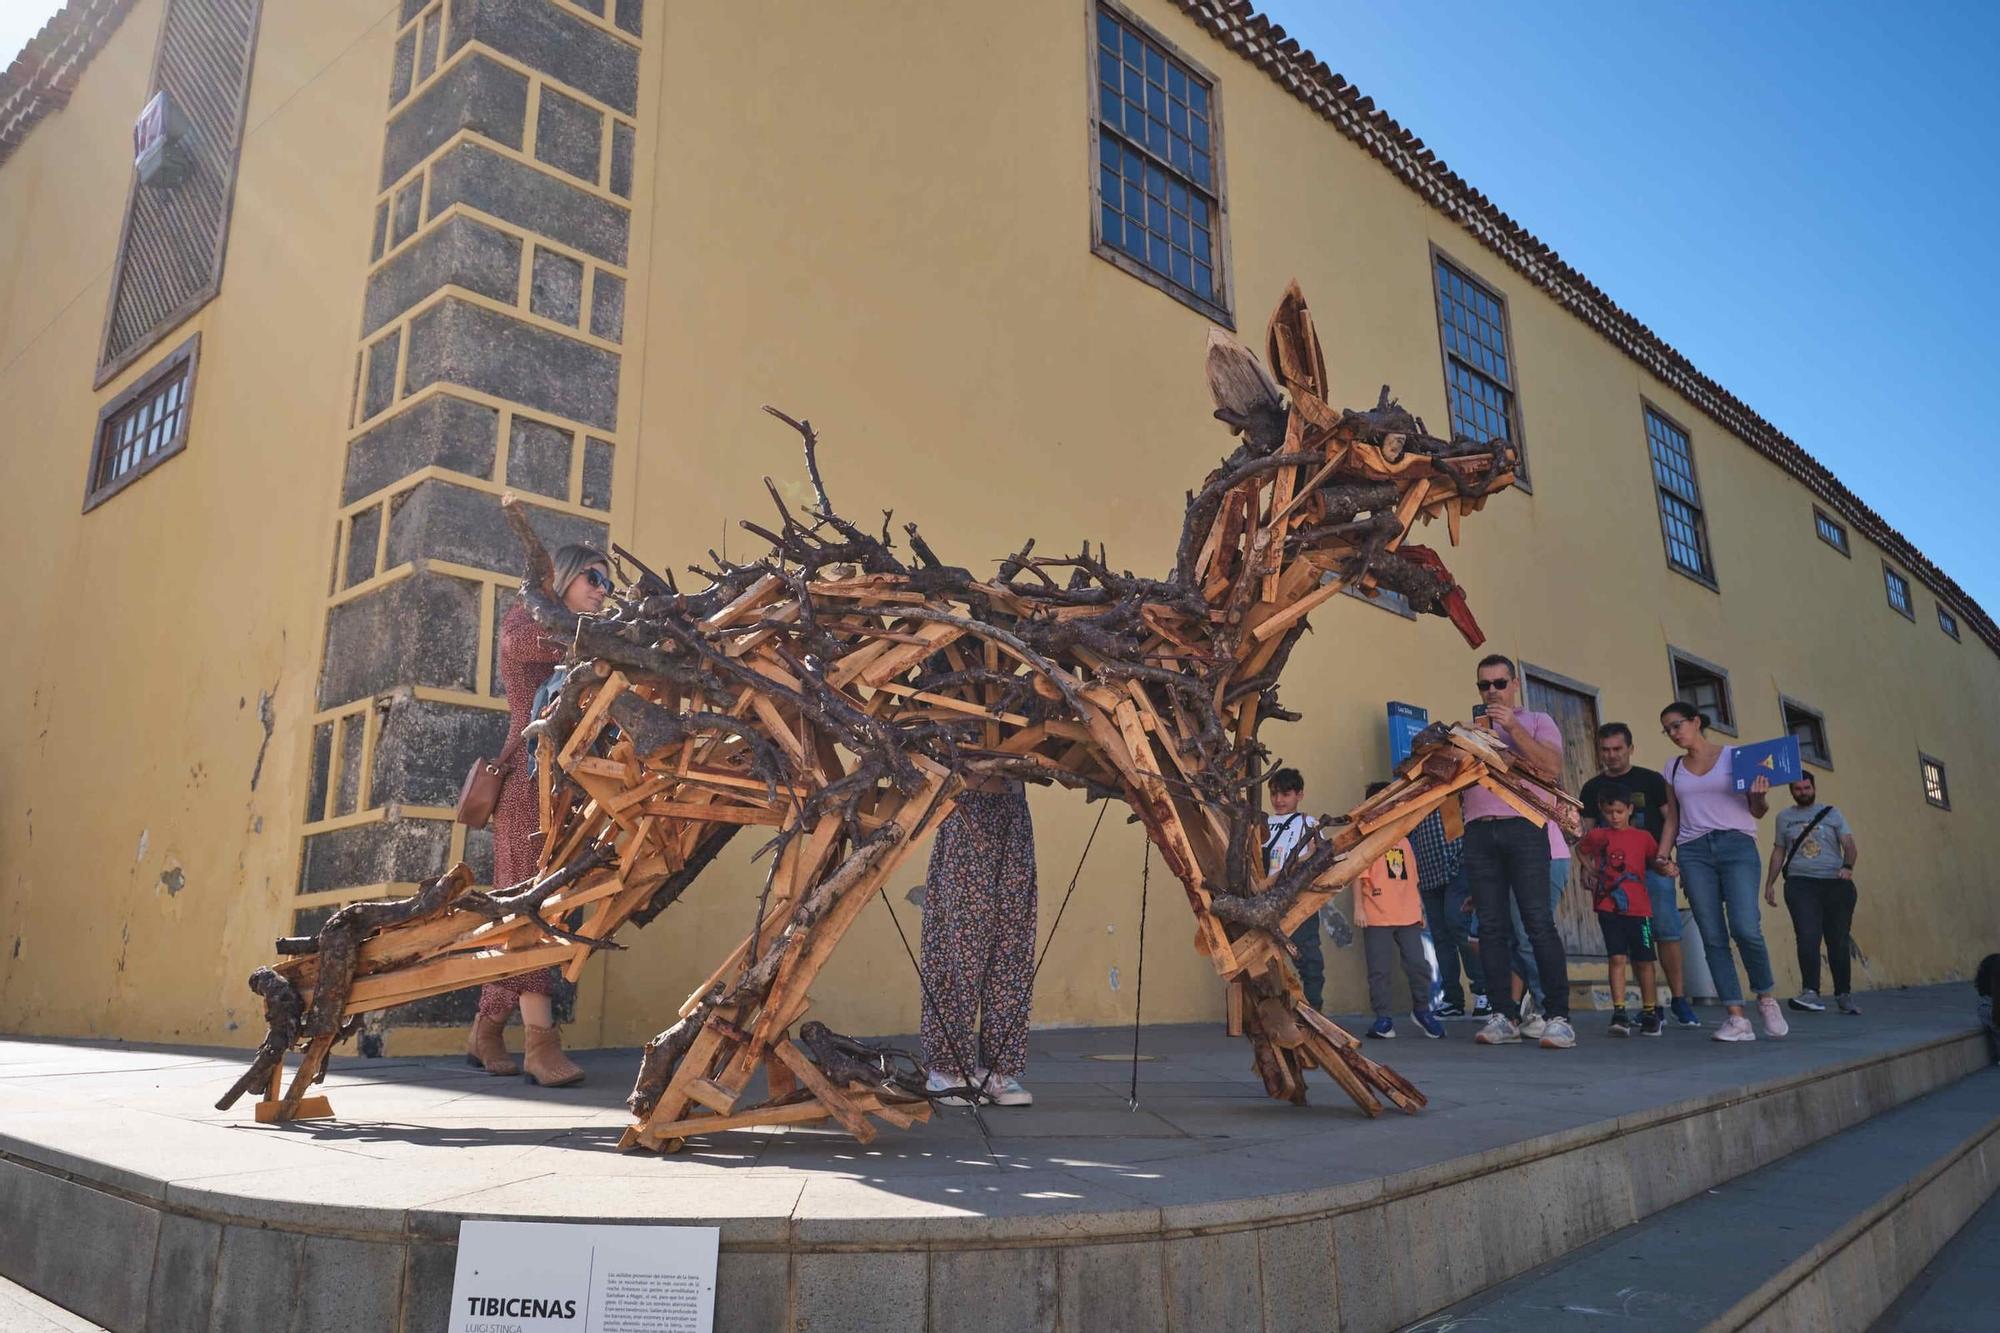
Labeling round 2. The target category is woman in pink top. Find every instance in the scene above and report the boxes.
[1658,702,1784,1042]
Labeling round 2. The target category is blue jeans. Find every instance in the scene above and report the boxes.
[1421,868,1484,1008]
[1290,917,1325,1011]
[1511,858,1570,1005]
[1678,830,1773,1004]
[1646,870,1682,943]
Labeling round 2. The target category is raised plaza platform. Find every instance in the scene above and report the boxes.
[1,986,1991,1332]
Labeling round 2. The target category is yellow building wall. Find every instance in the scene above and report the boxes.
[0,0,1989,1054]
[587,0,1999,1045]
[0,0,393,1041]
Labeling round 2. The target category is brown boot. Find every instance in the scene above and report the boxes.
[523,1024,584,1087]
[465,1013,519,1075]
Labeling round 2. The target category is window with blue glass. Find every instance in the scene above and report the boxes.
[1433,257,1523,469]
[1645,406,1715,585]
[1092,5,1225,317]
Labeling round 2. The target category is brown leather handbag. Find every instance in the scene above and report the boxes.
[455,731,524,829]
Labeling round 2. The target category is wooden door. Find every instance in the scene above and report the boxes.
[1524,670,1601,957]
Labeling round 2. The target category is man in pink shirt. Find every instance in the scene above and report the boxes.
[1464,655,1575,1050]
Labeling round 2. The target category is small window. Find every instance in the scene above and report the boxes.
[1781,697,1831,768]
[1668,647,1734,733]
[1090,4,1228,322]
[1813,508,1849,556]
[1938,605,1960,641]
[1883,564,1914,620]
[1433,255,1524,472]
[1920,753,1950,810]
[84,334,200,511]
[1646,406,1715,586]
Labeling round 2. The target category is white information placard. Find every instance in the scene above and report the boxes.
[448,1220,718,1333]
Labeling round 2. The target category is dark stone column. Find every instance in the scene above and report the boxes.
[298,0,645,1024]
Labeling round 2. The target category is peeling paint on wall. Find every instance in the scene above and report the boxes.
[158,863,185,896]
[248,682,277,791]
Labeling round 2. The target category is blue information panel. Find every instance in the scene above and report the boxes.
[1388,701,1429,766]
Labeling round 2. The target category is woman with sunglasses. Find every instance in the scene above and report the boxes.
[465,544,613,1087]
[1657,702,1785,1043]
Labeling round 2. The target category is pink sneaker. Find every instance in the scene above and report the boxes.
[1712,1014,1756,1042]
[1758,996,1790,1038]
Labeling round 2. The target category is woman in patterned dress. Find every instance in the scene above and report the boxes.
[919,777,1039,1106]
[463,543,611,1087]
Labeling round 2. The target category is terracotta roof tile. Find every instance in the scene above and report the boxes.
[0,0,140,169]
[1169,0,1997,655]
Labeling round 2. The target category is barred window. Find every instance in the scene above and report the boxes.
[1884,564,1913,620]
[1433,258,1522,467]
[1920,754,1950,810]
[1669,647,1734,733]
[1091,4,1227,320]
[1782,698,1831,767]
[84,334,200,511]
[1939,605,1960,641]
[1646,407,1715,585]
[1813,508,1849,556]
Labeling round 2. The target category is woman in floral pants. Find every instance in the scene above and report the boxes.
[920,779,1038,1106]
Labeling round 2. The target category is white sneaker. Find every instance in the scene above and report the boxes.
[1758,996,1790,1038]
[924,1069,976,1105]
[1789,990,1826,1013]
[980,1071,1033,1106]
[1539,1017,1576,1049]
[1712,1015,1756,1042]
[1474,1014,1521,1045]
[1518,1014,1548,1041]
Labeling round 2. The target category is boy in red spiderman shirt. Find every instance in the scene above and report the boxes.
[1577,781,1677,1037]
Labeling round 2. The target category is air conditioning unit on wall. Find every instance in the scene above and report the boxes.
[133,89,193,187]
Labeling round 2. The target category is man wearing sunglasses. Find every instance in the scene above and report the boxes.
[1465,655,1576,1049]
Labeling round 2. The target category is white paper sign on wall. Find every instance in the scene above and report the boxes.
[447,1220,719,1333]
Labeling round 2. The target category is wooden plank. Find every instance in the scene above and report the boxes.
[685,1078,738,1115]
[639,799,786,826]
[773,1040,877,1143]
[557,672,630,769]
[1472,777,1550,826]
[1384,479,1432,552]
[340,943,575,1011]
[1250,573,1348,642]
[256,1095,333,1123]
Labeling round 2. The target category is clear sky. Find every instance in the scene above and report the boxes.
[4,0,1993,614]
[1253,0,1999,618]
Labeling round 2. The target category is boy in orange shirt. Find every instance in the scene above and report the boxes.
[1356,782,1441,1039]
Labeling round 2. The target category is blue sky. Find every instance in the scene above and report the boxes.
[5,1,1993,614]
[1256,0,2000,617]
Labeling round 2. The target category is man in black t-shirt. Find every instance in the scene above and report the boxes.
[1580,722,1698,1028]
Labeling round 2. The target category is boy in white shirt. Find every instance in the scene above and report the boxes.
[1265,768,1324,1010]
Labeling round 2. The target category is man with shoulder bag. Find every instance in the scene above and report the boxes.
[1764,772,1862,1016]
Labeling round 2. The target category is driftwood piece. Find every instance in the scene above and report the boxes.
[221,282,1565,1144]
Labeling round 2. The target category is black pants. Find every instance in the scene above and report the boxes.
[1290,918,1325,1011]
[1783,875,1857,995]
[1464,818,1567,1020]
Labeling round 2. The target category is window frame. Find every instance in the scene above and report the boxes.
[1429,244,1531,487]
[1779,694,1832,770]
[1666,644,1736,737]
[1919,752,1950,811]
[1642,400,1718,590]
[93,0,261,387]
[1085,0,1233,326]
[1937,603,1960,641]
[1882,561,1915,621]
[82,332,201,512]
[1812,506,1850,557]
